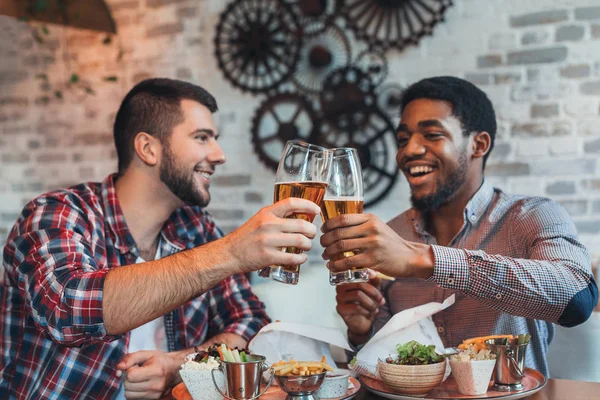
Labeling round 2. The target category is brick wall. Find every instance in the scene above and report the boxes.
[0,0,599,270]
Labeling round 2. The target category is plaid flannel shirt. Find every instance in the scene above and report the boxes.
[376,181,597,377]
[1,174,270,399]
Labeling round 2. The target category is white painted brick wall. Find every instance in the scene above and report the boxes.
[0,0,598,268]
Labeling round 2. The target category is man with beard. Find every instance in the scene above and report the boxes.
[1,78,321,399]
[320,76,597,377]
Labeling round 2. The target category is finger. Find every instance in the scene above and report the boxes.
[118,351,154,370]
[327,253,372,273]
[279,218,318,238]
[336,303,374,320]
[337,289,380,313]
[269,233,313,252]
[270,251,308,267]
[321,238,364,260]
[320,225,369,248]
[124,389,160,399]
[321,214,370,233]
[271,198,321,218]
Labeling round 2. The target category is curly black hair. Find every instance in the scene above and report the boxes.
[399,76,497,168]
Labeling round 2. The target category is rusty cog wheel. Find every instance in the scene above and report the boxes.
[291,22,352,94]
[312,107,399,207]
[356,49,388,87]
[319,66,377,131]
[338,0,453,51]
[214,0,303,94]
[251,92,319,172]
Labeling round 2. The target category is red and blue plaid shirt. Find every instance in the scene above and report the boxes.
[378,181,597,377]
[1,174,270,399]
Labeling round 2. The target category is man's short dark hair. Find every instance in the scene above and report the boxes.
[113,78,218,173]
[399,76,497,167]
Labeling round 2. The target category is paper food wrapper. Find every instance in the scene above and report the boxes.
[351,295,455,380]
[248,321,352,367]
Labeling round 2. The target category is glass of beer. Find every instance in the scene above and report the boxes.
[321,147,367,285]
[257,140,332,285]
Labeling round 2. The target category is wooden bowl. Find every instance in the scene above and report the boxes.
[377,358,446,397]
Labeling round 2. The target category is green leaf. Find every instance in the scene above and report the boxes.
[54,90,63,99]
[84,87,96,95]
[70,73,79,84]
[104,76,118,82]
[42,25,49,35]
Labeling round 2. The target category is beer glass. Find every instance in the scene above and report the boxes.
[258,140,332,285]
[321,147,368,285]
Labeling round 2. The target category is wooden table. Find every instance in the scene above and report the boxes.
[353,378,600,400]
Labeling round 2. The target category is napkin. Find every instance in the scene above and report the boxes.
[248,321,352,366]
[351,295,455,380]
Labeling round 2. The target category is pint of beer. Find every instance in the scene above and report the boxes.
[321,147,368,285]
[258,141,332,285]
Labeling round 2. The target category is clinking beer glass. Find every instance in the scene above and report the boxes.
[258,140,332,285]
[321,147,368,285]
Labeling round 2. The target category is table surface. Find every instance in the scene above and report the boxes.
[353,377,600,400]
[170,377,600,400]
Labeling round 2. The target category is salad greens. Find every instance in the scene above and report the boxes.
[386,341,444,365]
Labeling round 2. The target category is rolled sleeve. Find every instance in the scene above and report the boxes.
[207,274,271,342]
[5,198,118,346]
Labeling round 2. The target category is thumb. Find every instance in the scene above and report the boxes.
[271,197,321,218]
[367,269,382,289]
[117,351,153,370]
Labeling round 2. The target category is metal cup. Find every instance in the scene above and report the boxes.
[485,338,529,391]
[211,355,274,400]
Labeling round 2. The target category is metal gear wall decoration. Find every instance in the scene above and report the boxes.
[214,0,302,94]
[251,92,319,171]
[291,23,352,94]
[312,108,399,207]
[337,0,453,51]
[214,0,454,206]
[282,0,337,37]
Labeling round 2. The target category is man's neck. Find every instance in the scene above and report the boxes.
[114,170,181,255]
[425,176,484,247]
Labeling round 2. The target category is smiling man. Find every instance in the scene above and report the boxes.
[1,78,321,399]
[321,76,598,377]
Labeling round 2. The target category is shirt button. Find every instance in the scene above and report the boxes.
[447,278,455,285]
[470,215,477,221]
[495,293,502,300]
[437,326,445,333]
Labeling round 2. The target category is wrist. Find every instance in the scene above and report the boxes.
[348,329,371,346]
[411,243,435,279]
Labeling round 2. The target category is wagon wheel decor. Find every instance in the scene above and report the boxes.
[376,82,405,119]
[214,0,302,94]
[312,108,399,207]
[282,0,337,37]
[251,92,319,172]
[292,22,352,94]
[337,0,453,51]
[356,49,388,87]
[319,66,377,131]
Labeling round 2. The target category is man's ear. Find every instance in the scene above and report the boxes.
[133,132,161,166]
[472,131,491,160]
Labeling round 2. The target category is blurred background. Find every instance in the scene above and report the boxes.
[0,0,598,381]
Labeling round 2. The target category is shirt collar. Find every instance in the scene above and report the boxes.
[102,174,205,254]
[410,180,495,236]
[101,174,137,254]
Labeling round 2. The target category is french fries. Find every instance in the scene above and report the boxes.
[375,272,395,281]
[272,356,334,376]
[457,335,514,352]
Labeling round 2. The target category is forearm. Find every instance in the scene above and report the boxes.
[430,245,595,324]
[104,238,239,335]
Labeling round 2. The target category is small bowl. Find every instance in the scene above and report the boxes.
[179,355,224,400]
[275,372,327,395]
[377,358,446,397]
[449,358,496,395]
[314,369,350,398]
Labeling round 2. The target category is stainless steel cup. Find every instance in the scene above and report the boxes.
[485,338,529,391]
[211,355,274,400]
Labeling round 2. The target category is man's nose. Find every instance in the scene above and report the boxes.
[208,141,226,165]
[404,135,426,157]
